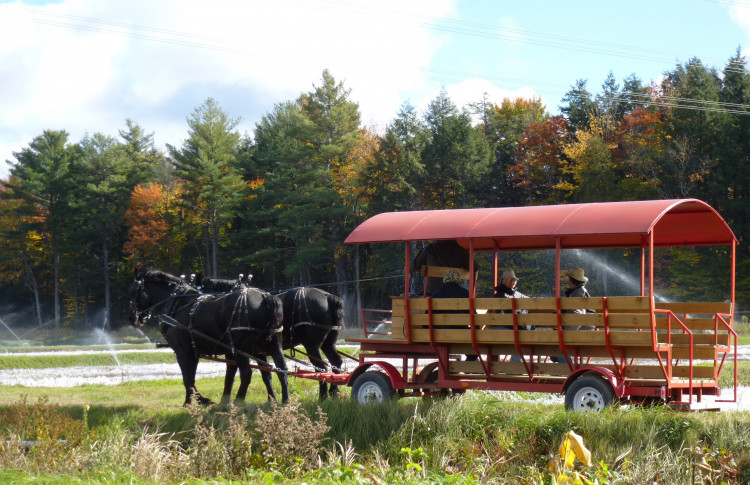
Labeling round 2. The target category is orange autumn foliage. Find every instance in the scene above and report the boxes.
[123,183,169,263]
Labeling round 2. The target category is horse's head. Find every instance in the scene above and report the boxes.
[128,269,190,327]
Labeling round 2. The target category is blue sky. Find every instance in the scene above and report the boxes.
[1,0,749,179]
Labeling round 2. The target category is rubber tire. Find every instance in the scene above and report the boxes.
[351,371,394,404]
[422,370,451,399]
[564,374,615,412]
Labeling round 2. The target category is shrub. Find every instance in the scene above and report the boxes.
[254,400,331,472]
[0,395,90,473]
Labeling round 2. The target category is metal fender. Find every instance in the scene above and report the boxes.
[346,361,406,389]
[562,366,625,398]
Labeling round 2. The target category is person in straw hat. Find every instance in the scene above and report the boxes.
[493,269,527,300]
[563,267,595,330]
[492,269,533,361]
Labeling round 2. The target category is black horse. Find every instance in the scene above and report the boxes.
[269,287,345,400]
[200,280,345,400]
[128,269,289,405]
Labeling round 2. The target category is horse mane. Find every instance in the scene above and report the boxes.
[138,269,197,291]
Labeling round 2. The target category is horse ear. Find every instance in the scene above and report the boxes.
[133,264,141,278]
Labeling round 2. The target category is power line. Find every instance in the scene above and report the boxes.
[13,2,748,75]
[302,0,749,74]
[8,2,750,116]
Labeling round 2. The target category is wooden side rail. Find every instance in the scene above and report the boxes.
[448,360,718,381]
[656,302,732,315]
[420,265,474,281]
[390,296,732,351]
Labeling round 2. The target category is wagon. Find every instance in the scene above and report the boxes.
[342,199,739,411]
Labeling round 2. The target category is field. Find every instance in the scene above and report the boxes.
[1,325,750,484]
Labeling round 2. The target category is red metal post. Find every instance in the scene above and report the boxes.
[404,242,413,344]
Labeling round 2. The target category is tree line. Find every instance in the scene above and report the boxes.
[1,50,749,329]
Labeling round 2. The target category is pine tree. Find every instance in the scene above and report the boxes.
[168,98,244,277]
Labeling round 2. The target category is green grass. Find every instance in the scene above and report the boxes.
[0,350,177,369]
[0,386,749,484]
[0,344,360,370]
[0,343,156,352]
[0,324,748,483]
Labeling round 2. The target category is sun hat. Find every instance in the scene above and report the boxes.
[501,269,518,281]
[564,267,588,283]
[443,270,463,284]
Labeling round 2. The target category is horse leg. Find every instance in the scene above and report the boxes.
[304,342,329,401]
[254,354,277,402]
[232,355,253,402]
[268,345,289,404]
[222,362,238,401]
[167,332,209,405]
[321,331,344,398]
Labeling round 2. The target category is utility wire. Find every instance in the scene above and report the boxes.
[12,2,748,75]
[300,0,749,74]
[8,3,750,115]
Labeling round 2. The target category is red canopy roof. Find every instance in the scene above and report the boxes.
[345,199,737,251]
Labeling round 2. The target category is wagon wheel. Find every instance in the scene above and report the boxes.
[564,374,616,412]
[416,362,451,399]
[351,371,395,404]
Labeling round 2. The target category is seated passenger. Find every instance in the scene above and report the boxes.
[563,267,595,330]
[493,269,531,329]
[432,270,477,361]
[431,269,468,301]
[493,269,531,363]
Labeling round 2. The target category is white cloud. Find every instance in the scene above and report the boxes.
[0,0,456,178]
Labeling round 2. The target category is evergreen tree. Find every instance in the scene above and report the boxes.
[68,133,134,329]
[6,130,81,327]
[480,97,548,206]
[712,49,750,305]
[168,98,245,277]
[422,90,491,209]
[560,79,596,133]
[617,73,648,118]
[237,100,318,288]
[365,102,427,213]
[596,71,621,131]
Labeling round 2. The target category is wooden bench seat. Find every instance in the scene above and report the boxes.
[386,296,734,385]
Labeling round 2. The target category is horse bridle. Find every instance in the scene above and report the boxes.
[130,277,191,327]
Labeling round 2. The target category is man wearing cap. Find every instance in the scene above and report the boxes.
[563,267,595,330]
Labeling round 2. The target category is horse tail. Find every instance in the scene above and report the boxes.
[327,293,345,328]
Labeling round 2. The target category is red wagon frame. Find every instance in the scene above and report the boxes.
[343,199,738,411]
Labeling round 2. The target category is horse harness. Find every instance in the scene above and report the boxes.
[135,277,280,360]
[289,287,343,338]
